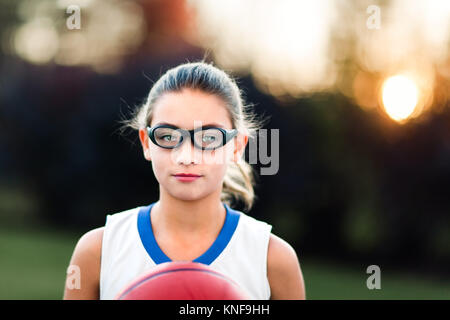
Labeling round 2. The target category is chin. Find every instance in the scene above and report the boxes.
[168,189,205,201]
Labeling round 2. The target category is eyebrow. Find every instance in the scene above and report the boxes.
[153,121,226,128]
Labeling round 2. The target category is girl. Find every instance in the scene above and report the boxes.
[63,61,306,300]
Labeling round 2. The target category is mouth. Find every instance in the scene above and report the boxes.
[172,173,202,182]
[173,173,202,177]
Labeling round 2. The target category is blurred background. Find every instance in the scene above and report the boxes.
[1,0,450,299]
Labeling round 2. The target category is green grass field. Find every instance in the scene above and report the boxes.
[0,226,449,299]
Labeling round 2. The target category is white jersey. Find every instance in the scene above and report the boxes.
[99,202,273,300]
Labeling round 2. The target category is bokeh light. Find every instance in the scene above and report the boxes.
[14,17,59,64]
[187,0,338,98]
[381,75,419,122]
[186,0,449,122]
[11,0,147,73]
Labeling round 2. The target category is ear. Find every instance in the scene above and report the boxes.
[139,128,152,161]
[232,133,248,163]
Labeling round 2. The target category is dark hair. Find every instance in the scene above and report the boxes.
[121,61,267,211]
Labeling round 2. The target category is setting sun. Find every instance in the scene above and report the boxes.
[381,75,419,122]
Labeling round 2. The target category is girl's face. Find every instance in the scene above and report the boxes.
[139,88,248,201]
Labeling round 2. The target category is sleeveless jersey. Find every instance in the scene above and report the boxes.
[99,202,273,300]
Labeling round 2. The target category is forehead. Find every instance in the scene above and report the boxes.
[150,88,233,129]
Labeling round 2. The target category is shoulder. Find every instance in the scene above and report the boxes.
[267,233,306,300]
[75,227,104,254]
[67,227,104,267]
[70,227,104,272]
[72,206,141,269]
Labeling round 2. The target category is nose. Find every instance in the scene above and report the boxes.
[172,137,202,165]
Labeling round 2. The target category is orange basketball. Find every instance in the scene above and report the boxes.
[115,261,249,300]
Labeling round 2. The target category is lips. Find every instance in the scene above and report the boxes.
[173,173,202,177]
[173,173,202,182]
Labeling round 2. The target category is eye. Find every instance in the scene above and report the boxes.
[161,135,175,142]
[202,135,216,142]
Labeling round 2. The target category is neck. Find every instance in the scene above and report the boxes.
[152,188,227,235]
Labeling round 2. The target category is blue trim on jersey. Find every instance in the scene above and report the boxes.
[137,203,171,264]
[137,202,240,265]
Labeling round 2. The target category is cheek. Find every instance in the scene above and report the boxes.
[203,143,235,166]
[203,148,233,177]
[149,150,171,182]
[207,163,228,186]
